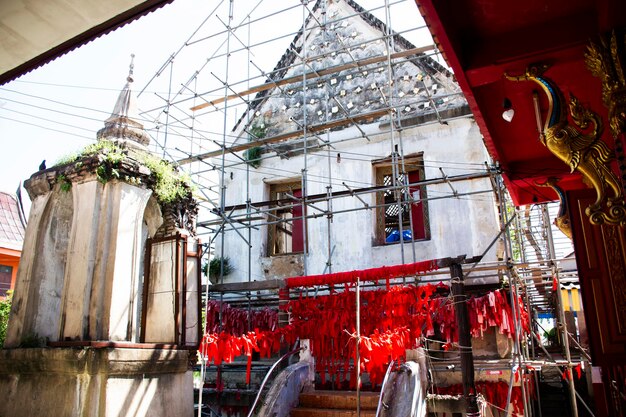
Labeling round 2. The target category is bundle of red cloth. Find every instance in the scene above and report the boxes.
[284,259,439,289]
[204,299,277,336]
[433,289,530,342]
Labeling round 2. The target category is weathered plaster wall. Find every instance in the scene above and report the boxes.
[0,348,193,417]
[145,240,178,343]
[6,186,62,346]
[6,177,155,346]
[218,118,501,284]
[185,250,200,345]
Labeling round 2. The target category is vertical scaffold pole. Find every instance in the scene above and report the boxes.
[449,261,479,416]
[356,276,361,417]
[544,205,579,417]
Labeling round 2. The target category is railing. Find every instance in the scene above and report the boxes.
[375,360,395,417]
[246,342,303,417]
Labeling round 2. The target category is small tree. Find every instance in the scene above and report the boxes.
[0,290,13,349]
[202,257,233,284]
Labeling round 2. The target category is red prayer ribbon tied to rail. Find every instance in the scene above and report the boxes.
[204,300,278,336]
[284,259,439,289]
[199,283,529,389]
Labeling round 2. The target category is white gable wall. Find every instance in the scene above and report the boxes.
[216,116,501,284]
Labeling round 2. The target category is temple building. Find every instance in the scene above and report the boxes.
[0,191,26,298]
[0,63,201,417]
[213,0,502,284]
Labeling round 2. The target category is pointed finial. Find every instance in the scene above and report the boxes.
[97,53,150,147]
[127,53,135,83]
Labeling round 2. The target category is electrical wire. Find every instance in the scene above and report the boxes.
[0,115,94,141]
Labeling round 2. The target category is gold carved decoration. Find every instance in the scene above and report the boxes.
[601,224,626,334]
[585,30,626,139]
[536,177,573,239]
[505,65,626,226]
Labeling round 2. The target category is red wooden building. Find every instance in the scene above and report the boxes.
[416,0,626,414]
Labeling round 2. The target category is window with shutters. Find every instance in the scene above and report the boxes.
[267,180,305,256]
[374,154,429,245]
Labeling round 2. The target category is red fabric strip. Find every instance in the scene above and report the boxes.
[284,259,439,288]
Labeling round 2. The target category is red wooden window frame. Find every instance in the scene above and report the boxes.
[267,181,305,255]
[374,155,429,245]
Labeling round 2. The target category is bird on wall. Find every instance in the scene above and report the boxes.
[39,160,46,171]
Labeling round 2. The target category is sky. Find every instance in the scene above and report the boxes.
[0,0,433,197]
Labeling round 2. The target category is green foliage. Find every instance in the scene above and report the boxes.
[543,327,558,347]
[140,153,193,204]
[202,257,233,280]
[0,291,12,349]
[248,121,267,140]
[95,164,121,184]
[244,146,262,168]
[51,139,194,205]
[82,140,125,159]
[54,153,80,167]
[505,200,522,262]
[245,119,268,168]
[57,174,72,192]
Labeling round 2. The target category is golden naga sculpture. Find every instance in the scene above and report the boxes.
[585,30,626,139]
[536,177,573,239]
[505,64,626,226]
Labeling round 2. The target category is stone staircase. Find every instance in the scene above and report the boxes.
[291,391,379,417]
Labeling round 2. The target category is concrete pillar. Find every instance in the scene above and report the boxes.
[101,181,152,341]
[59,180,102,340]
[4,190,52,347]
[144,238,179,343]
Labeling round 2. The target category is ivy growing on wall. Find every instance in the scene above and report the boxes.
[244,119,267,169]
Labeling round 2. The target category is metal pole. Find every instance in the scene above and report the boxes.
[450,261,479,416]
[197,242,212,417]
[356,276,361,417]
[543,205,579,417]
[301,0,309,277]
[495,174,530,416]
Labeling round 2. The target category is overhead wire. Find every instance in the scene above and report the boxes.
[0,115,94,141]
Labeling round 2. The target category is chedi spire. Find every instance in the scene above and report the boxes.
[97,54,150,147]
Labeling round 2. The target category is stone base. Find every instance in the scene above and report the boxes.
[0,347,193,417]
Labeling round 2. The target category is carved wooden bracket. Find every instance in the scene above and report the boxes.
[535,177,573,239]
[505,65,626,226]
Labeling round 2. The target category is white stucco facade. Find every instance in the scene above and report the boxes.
[216,117,502,284]
[208,0,502,285]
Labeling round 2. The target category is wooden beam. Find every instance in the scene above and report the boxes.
[190,45,435,112]
[177,108,389,164]
[209,279,285,293]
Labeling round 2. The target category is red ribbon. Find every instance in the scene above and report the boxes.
[200,283,530,390]
[437,380,533,415]
[284,259,439,288]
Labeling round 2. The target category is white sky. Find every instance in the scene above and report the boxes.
[0,0,433,195]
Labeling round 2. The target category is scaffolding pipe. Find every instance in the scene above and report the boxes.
[356,276,362,417]
[205,170,494,215]
[544,206,579,417]
[494,173,531,416]
[210,189,496,234]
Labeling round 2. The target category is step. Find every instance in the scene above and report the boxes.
[291,407,377,417]
[298,391,379,410]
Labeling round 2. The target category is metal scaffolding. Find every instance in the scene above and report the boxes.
[128,1,591,415]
